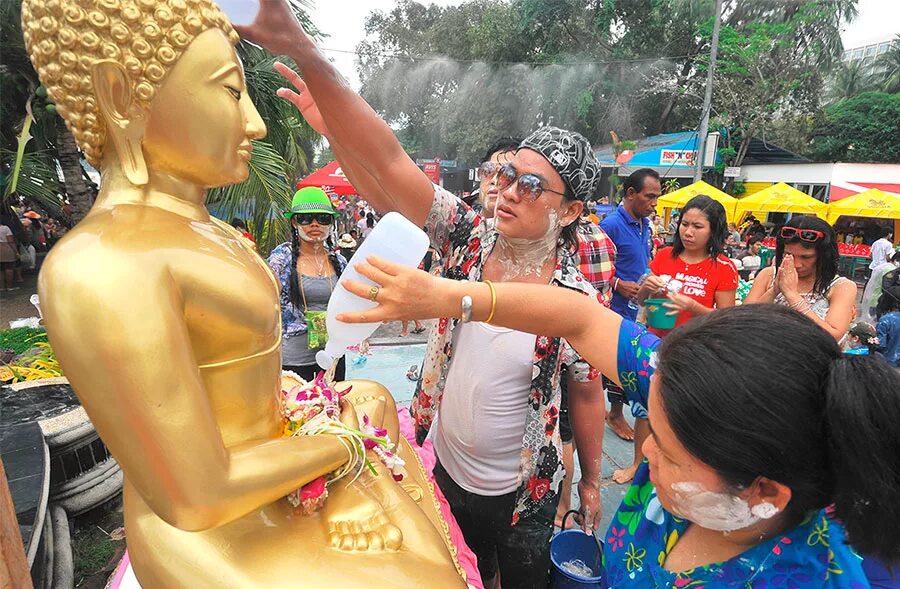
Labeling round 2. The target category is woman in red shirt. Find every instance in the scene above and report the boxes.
[639,195,738,336]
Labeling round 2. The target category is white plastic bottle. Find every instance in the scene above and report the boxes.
[316,212,430,370]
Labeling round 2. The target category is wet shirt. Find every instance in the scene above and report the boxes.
[877,312,900,368]
[413,184,601,524]
[605,321,869,588]
[648,248,738,335]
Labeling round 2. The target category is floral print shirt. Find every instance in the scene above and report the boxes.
[266,242,347,338]
[604,321,869,588]
[412,184,601,524]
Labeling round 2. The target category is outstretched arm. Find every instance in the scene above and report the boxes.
[236,1,434,226]
[336,257,626,384]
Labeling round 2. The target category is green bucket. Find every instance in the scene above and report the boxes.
[645,298,677,330]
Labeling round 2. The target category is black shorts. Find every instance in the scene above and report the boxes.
[434,461,558,588]
[604,375,626,404]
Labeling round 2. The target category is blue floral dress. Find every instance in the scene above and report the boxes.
[605,321,870,588]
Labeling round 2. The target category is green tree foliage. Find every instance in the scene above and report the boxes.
[808,92,900,163]
[357,0,857,165]
[873,36,900,94]
[827,60,875,103]
[697,1,855,169]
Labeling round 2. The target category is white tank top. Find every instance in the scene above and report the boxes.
[433,322,535,495]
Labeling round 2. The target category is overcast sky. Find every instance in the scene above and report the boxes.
[309,0,899,89]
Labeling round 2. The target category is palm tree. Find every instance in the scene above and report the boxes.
[1,0,87,218]
[827,60,874,103]
[873,36,900,94]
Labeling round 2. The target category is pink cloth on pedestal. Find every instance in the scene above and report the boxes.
[397,408,484,589]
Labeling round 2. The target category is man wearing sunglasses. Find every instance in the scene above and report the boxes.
[246,14,607,582]
[468,137,520,217]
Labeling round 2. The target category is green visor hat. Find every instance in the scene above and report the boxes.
[284,186,338,219]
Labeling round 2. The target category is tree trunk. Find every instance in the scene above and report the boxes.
[733,134,753,168]
[656,54,699,132]
[54,117,95,225]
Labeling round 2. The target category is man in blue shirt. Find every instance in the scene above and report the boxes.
[600,169,659,320]
[598,169,659,480]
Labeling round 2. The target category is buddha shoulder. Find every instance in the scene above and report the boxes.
[39,208,198,290]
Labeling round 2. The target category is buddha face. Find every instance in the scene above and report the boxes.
[142,28,266,187]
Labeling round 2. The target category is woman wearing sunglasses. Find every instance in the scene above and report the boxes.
[334,255,900,588]
[745,215,857,341]
[266,187,347,382]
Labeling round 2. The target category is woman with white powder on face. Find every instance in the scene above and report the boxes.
[337,256,900,587]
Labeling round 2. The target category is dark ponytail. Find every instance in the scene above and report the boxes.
[657,304,900,564]
[288,223,303,311]
[825,355,900,563]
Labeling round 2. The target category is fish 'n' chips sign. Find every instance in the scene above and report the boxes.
[660,150,696,166]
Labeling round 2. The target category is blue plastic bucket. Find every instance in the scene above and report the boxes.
[550,511,604,589]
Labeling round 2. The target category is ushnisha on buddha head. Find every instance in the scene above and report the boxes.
[23,0,265,188]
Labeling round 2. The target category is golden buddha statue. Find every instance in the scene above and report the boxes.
[22,1,466,586]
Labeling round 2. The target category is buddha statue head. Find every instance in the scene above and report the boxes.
[22,0,266,188]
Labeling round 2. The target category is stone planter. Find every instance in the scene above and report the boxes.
[7,378,123,515]
[5,378,123,588]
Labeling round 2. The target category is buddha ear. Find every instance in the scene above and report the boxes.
[91,60,148,186]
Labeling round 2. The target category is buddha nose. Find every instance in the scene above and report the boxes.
[242,94,267,141]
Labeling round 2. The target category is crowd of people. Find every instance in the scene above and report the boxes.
[12,2,899,585]
[0,205,69,291]
[231,3,900,585]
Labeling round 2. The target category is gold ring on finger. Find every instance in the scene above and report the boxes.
[368,286,380,302]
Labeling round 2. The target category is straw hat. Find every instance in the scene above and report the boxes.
[337,233,357,249]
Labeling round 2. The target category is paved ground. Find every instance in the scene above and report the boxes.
[0,269,40,327]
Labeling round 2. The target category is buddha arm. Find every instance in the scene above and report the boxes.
[40,263,348,532]
[285,43,434,227]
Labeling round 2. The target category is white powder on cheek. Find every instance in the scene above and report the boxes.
[670,481,764,533]
[297,226,326,243]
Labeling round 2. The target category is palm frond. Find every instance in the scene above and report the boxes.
[207,139,293,256]
[1,148,62,212]
[874,38,900,94]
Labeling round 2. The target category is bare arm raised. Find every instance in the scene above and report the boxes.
[337,257,627,386]
[236,1,434,226]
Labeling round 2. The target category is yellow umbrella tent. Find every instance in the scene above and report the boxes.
[826,188,900,245]
[734,182,827,219]
[656,180,737,222]
[825,188,900,223]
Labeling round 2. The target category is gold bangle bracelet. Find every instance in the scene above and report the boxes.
[484,280,497,324]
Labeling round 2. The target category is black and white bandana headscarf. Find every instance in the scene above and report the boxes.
[519,126,601,202]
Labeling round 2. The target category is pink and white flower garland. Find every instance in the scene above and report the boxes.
[280,372,405,515]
